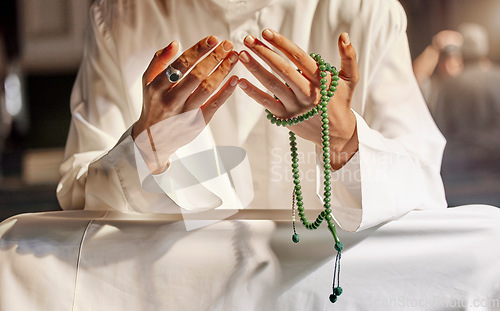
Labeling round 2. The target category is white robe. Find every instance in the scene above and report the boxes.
[57,0,447,232]
[2,1,500,310]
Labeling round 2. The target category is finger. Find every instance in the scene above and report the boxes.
[201,76,239,123]
[238,78,287,117]
[148,35,219,90]
[338,33,359,88]
[143,41,179,85]
[260,29,318,81]
[170,35,219,74]
[238,50,302,109]
[171,40,234,101]
[243,36,309,95]
[184,51,239,111]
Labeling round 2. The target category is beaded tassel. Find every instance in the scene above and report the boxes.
[266,53,344,303]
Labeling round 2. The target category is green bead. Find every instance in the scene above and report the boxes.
[326,214,333,220]
[292,168,299,174]
[267,114,273,120]
[323,151,330,158]
[297,206,304,211]
[321,96,329,102]
[297,201,303,206]
[321,107,328,113]
[314,54,321,61]
[324,163,331,169]
[320,78,327,84]
[295,191,302,197]
[298,115,304,122]
[331,81,338,87]
[295,184,301,190]
[290,140,297,146]
[320,72,327,77]
[329,294,338,303]
[307,110,314,117]
[320,84,327,90]
[292,233,300,243]
[325,208,332,214]
[324,197,331,203]
[320,90,327,96]
[291,152,298,158]
[332,75,339,81]
[276,120,282,126]
[299,211,305,216]
[292,157,298,163]
[322,124,329,129]
[324,202,331,208]
[310,52,316,58]
[323,141,330,147]
[293,173,300,179]
[334,287,343,296]
[312,108,318,115]
[319,64,326,71]
[327,91,335,97]
[271,118,276,124]
[322,129,329,135]
[322,146,329,152]
[324,192,331,197]
[324,180,331,187]
[318,59,325,65]
[292,117,299,124]
[324,169,331,175]
[325,174,331,180]
[292,163,299,168]
[325,186,331,192]
[296,195,303,201]
[290,147,297,152]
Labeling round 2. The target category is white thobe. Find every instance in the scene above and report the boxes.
[2,2,500,310]
[57,0,447,232]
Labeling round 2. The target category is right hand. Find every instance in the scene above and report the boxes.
[133,36,238,173]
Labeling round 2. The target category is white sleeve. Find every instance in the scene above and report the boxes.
[320,1,447,232]
[57,3,177,212]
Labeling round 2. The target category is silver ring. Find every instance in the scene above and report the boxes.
[166,65,183,83]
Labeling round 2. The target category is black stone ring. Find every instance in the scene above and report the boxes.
[166,65,183,83]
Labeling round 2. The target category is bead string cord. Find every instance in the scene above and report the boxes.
[266,53,344,303]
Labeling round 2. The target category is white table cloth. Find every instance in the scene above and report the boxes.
[1,205,499,310]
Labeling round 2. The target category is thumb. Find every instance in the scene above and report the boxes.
[337,33,359,88]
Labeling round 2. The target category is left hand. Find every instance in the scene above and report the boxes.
[238,29,359,169]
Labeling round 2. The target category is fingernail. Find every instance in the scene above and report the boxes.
[207,35,219,47]
[262,29,274,40]
[155,48,165,57]
[239,51,250,63]
[238,80,248,90]
[230,77,238,87]
[229,52,238,63]
[244,36,255,47]
[222,40,233,52]
[342,33,351,45]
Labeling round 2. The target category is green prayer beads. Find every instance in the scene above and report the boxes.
[264,53,344,304]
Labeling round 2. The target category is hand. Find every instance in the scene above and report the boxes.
[432,30,463,51]
[238,29,359,169]
[133,36,239,173]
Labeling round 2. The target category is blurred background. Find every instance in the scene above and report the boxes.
[0,0,499,221]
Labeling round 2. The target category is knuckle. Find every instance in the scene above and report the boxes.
[269,81,281,92]
[190,69,205,82]
[175,55,190,71]
[199,79,217,94]
[290,51,304,63]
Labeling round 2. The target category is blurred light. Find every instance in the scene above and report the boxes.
[4,73,22,117]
